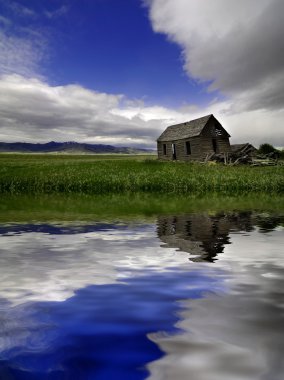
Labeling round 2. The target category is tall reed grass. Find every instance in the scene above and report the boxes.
[0,155,283,194]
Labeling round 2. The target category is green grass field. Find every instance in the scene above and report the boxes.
[0,154,283,194]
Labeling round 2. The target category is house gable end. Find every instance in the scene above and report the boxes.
[201,115,231,138]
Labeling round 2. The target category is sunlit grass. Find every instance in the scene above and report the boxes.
[0,154,283,194]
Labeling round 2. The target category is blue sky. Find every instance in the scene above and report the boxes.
[0,0,283,147]
[1,0,215,107]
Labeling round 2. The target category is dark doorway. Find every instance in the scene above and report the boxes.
[172,143,177,160]
[212,139,217,153]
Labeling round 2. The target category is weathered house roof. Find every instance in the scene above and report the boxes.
[157,114,229,142]
[231,143,257,154]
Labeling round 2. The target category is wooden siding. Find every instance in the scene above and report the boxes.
[157,136,231,161]
[157,142,173,160]
[215,137,231,153]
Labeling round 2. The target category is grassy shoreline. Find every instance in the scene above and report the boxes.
[0,154,283,195]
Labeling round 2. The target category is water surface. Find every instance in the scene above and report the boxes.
[0,205,283,379]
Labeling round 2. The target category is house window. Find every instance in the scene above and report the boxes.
[163,144,167,155]
[172,143,177,160]
[185,141,191,155]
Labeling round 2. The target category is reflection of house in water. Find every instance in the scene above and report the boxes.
[157,212,255,262]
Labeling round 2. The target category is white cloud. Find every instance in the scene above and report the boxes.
[45,5,69,19]
[0,1,48,80]
[0,74,284,147]
[0,74,170,147]
[139,0,284,147]
[1,0,36,18]
[0,30,46,78]
[1,1,283,147]
[0,15,11,27]
[146,0,284,113]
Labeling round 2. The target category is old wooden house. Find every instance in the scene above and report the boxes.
[157,114,231,161]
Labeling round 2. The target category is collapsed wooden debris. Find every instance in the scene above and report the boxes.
[204,143,281,166]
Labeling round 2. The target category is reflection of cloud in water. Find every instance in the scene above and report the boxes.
[148,226,284,380]
[0,214,282,306]
[0,213,283,379]
[0,220,228,378]
[0,224,192,305]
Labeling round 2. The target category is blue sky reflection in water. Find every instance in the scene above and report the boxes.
[0,212,283,379]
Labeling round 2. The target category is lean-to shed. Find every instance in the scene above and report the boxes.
[230,143,257,157]
[157,114,231,161]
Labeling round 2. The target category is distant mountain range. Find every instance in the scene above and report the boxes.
[0,141,156,154]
